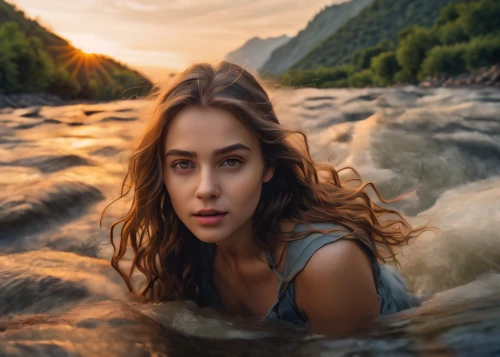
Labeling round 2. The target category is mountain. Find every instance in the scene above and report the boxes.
[0,0,152,100]
[225,35,291,74]
[260,0,373,75]
[0,0,68,53]
[291,0,472,70]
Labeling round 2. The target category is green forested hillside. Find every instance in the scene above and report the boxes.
[0,0,152,100]
[280,0,500,88]
[291,0,472,71]
[260,0,373,75]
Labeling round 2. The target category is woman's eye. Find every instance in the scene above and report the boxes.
[221,158,242,167]
[171,158,242,171]
[172,161,192,170]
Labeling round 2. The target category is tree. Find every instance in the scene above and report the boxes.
[371,51,401,85]
[46,67,81,99]
[0,22,54,93]
[351,46,388,71]
[434,3,460,26]
[418,43,468,79]
[436,21,469,45]
[461,0,500,38]
[464,35,500,70]
[349,69,374,88]
[396,26,438,81]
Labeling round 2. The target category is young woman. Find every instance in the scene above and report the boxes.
[106,61,430,337]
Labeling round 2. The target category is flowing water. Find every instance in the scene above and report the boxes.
[0,86,499,356]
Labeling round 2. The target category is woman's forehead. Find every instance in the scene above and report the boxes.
[164,106,257,151]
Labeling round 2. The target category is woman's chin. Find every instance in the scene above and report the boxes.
[194,233,228,245]
[188,225,231,244]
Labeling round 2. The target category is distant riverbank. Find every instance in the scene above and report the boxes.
[0,93,134,110]
[2,64,499,110]
[418,64,500,89]
[0,93,84,110]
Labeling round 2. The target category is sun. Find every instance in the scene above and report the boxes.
[44,32,124,81]
[64,33,120,56]
[73,42,107,56]
[47,44,113,82]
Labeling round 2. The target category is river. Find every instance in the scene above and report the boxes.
[1,86,499,356]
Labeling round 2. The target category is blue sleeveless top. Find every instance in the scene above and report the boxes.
[198,222,420,328]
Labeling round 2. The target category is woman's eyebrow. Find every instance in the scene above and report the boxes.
[165,143,250,158]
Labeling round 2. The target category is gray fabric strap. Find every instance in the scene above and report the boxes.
[263,222,352,320]
[281,222,352,282]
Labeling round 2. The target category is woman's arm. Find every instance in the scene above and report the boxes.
[294,239,380,337]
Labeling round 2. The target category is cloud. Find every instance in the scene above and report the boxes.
[114,0,164,12]
[114,48,188,69]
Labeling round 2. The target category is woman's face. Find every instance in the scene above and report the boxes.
[163,106,274,244]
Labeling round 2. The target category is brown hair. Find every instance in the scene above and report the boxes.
[103,61,432,303]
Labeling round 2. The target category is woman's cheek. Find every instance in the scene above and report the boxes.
[236,174,263,206]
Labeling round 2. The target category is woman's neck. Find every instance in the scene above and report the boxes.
[214,218,296,270]
[215,217,263,266]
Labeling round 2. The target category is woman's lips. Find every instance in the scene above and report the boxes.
[193,213,228,226]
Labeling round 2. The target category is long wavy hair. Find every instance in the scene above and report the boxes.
[103,61,431,303]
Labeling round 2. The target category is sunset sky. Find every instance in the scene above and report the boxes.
[8,0,347,81]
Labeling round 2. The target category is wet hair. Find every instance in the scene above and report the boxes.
[103,61,432,302]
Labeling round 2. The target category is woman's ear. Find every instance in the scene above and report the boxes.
[263,164,275,183]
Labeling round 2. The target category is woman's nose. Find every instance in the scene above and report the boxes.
[195,168,220,199]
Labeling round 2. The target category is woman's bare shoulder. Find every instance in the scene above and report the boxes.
[293,238,379,336]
